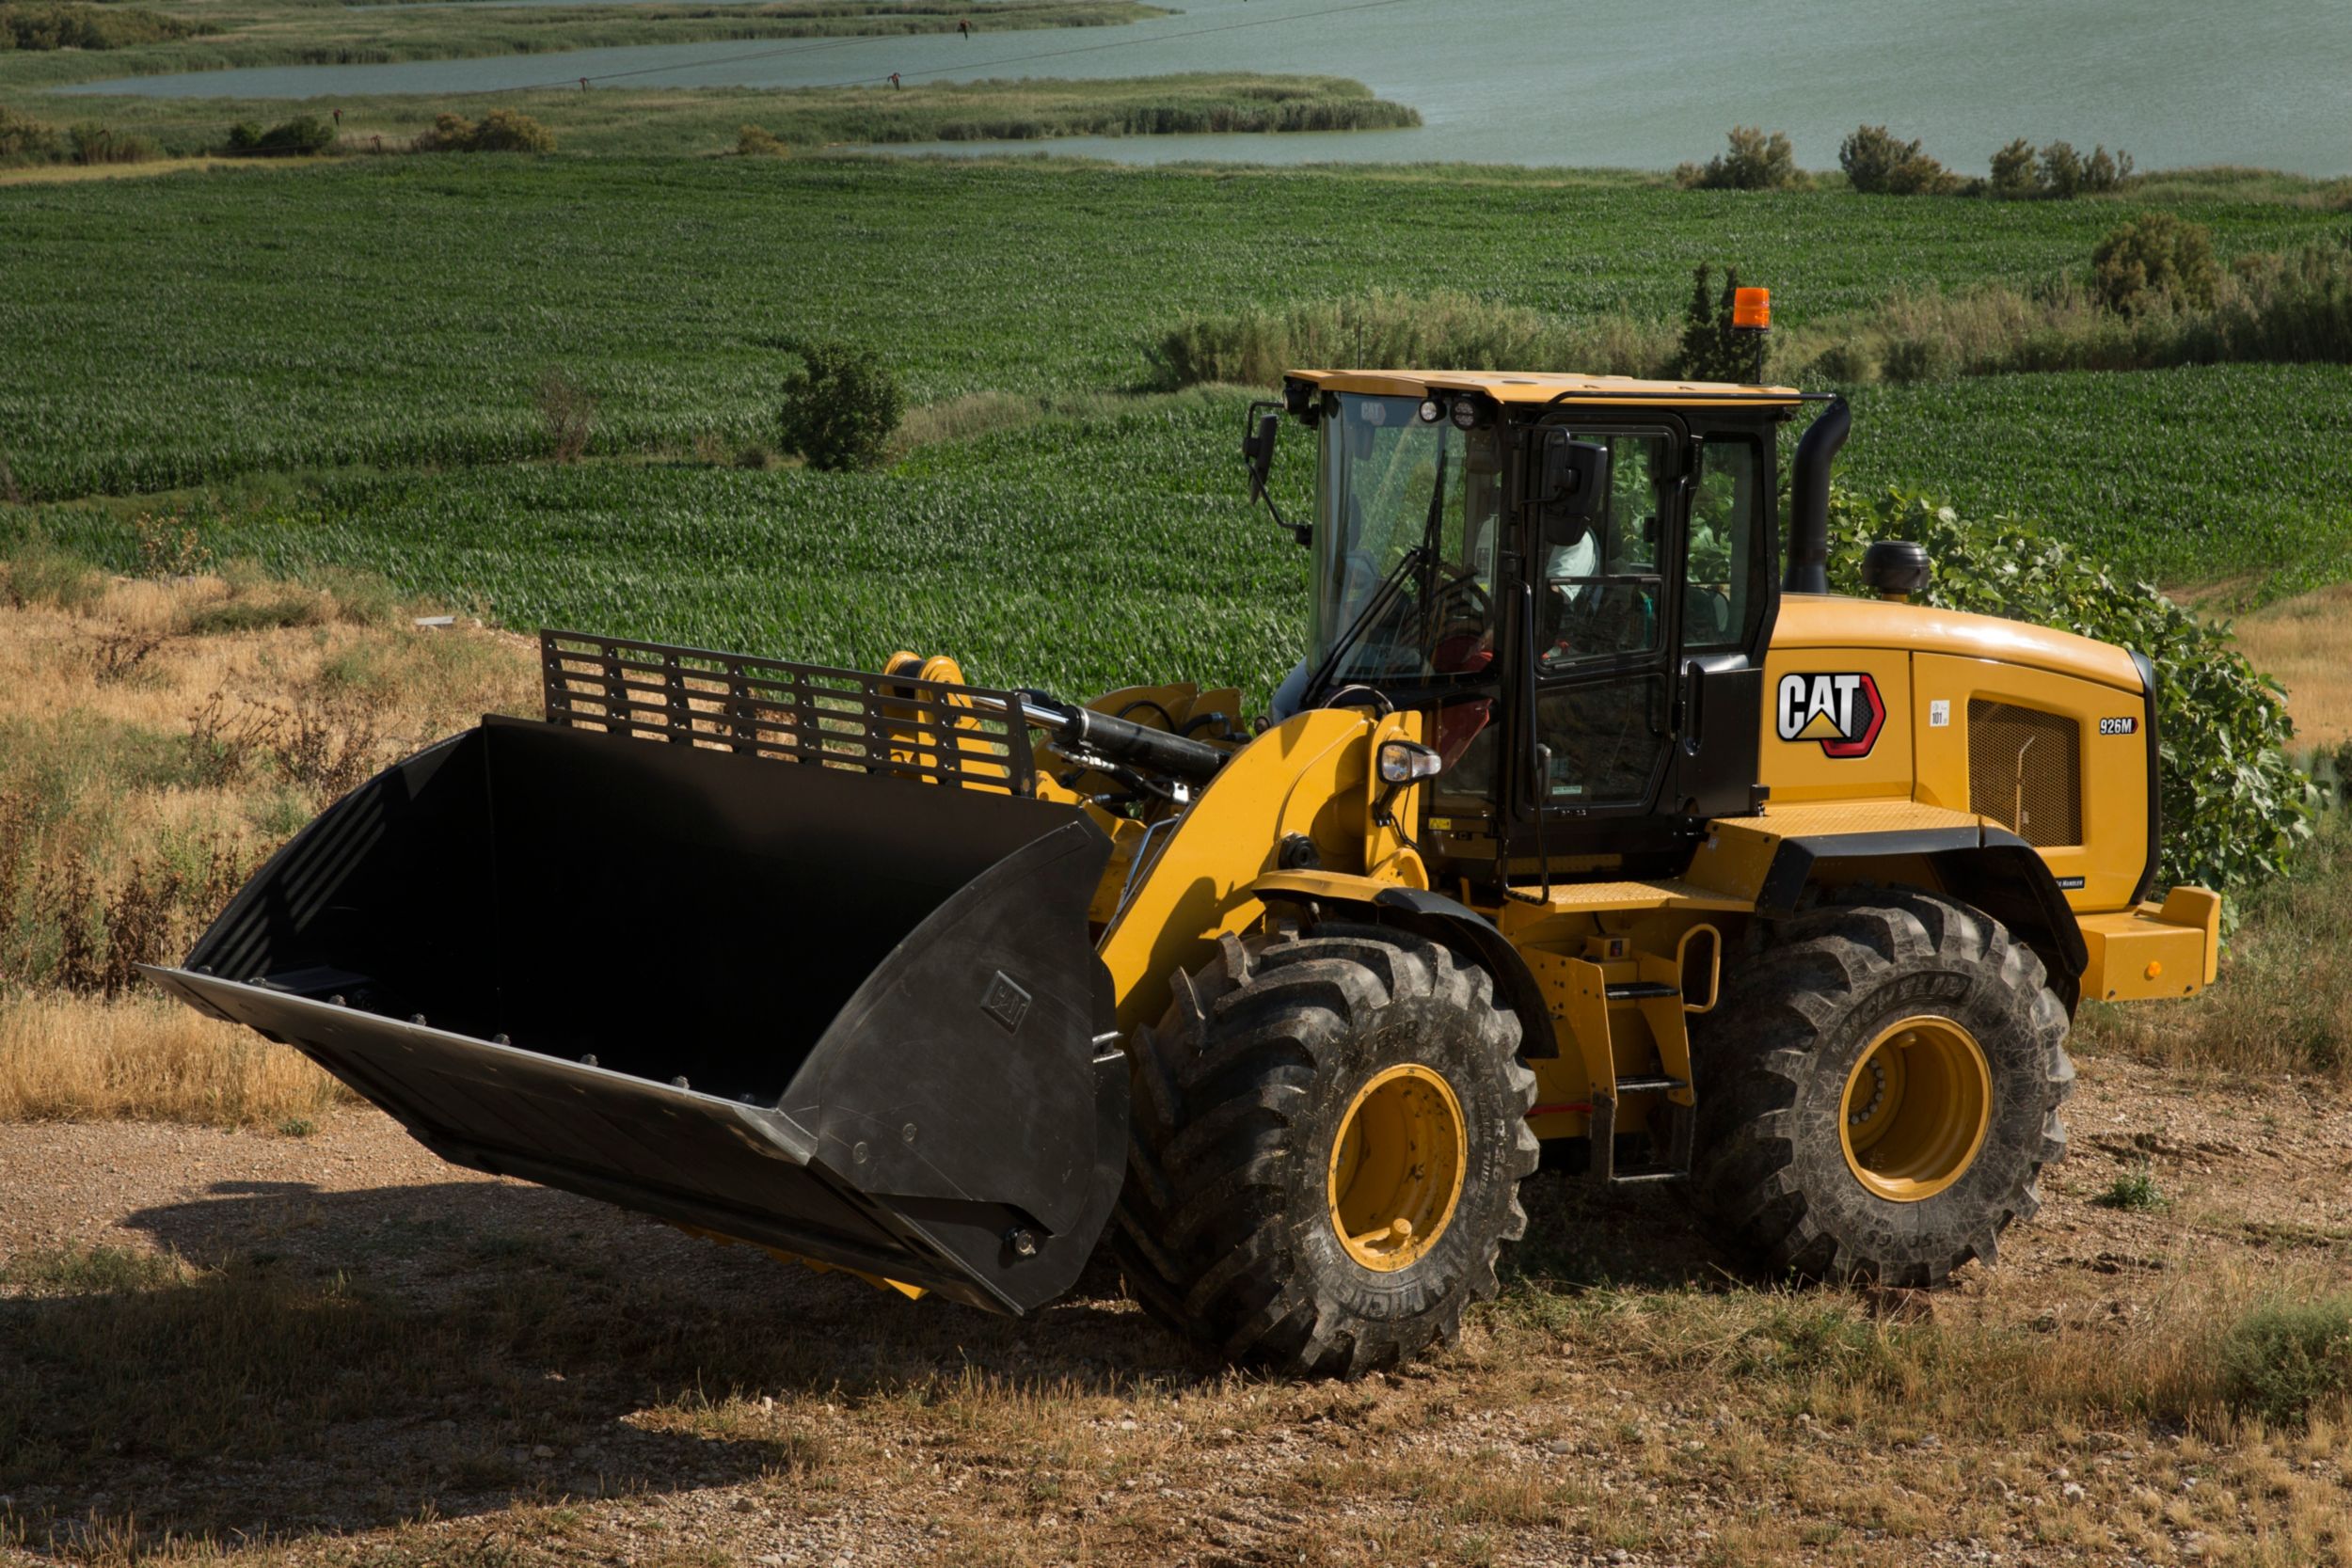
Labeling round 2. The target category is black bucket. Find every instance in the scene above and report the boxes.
[144,716,1123,1314]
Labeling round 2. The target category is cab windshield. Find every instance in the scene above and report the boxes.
[1306,394,1502,695]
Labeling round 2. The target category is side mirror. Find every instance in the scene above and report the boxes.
[1535,432,1610,528]
[1242,410,1279,502]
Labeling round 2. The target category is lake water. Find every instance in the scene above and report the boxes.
[58,0,2352,175]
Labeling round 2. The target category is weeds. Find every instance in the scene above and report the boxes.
[2219,1297,2352,1428]
[2093,1162,2171,1212]
[88,626,167,684]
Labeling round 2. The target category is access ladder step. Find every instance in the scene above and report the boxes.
[1604,981,1680,1002]
[1609,1167,1688,1186]
[1613,1075,1688,1095]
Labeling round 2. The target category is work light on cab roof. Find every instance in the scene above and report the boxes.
[149,322,2222,1383]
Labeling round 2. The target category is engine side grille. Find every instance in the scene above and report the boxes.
[1968,700,2081,847]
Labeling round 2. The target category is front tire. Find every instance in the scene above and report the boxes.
[1113,924,1540,1377]
[1690,890,2074,1287]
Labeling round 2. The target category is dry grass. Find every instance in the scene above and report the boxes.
[0,535,536,1125]
[0,994,345,1124]
[2231,582,2352,747]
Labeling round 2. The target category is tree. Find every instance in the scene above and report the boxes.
[2091,214,2219,315]
[1674,263,1757,382]
[777,341,903,471]
[1988,137,2038,198]
[2037,141,2085,199]
[1839,124,1954,195]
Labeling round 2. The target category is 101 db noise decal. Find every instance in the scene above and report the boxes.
[1775,673,1885,758]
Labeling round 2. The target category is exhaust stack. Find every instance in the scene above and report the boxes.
[1783,396,1851,596]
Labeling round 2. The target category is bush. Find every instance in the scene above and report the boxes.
[1879,333,1955,383]
[1824,487,2306,895]
[2220,1297,2352,1428]
[413,110,554,154]
[1839,124,1954,196]
[224,116,335,158]
[0,102,60,166]
[1988,137,2038,197]
[777,341,903,472]
[0,2,199,50]
[737,124,787,158]
[1674,126,1803,192]
[67,122,159,166]
[2092,213,2220,314]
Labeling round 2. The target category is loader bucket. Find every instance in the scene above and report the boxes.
[144,715,1124,1314]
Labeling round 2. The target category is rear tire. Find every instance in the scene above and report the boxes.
[1690,890,2073,1287]
[1113,923,1539,1377]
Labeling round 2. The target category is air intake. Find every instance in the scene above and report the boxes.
[1968,701,2081,847]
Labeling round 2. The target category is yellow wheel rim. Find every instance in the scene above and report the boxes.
[1327,1064,1468,1272]
[1839,1015,1993,1203]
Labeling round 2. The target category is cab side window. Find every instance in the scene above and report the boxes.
[1685,437,1760,652]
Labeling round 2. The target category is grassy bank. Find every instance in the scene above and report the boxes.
[0,0,1167,87]
[16,72,1421,162]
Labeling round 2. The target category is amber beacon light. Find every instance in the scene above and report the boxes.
[1732,287,1772,330]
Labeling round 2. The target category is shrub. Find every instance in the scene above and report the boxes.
[1152,290,1673,388]
[1672,262,1758,382]
[777,341,902,472]
[2092,213,2220,314]
[1824,487,2306,895]
[1879,333,1955,383]
[2091,1162,2169,1212]
[2220,1297,2352,1428]
[2083,145,2134,193]
[0,102,61,165]
[67,122,159,166]
[0,2,199,50]
[1988,137,2038,197]
[737,124,787,158]
[413,110,554,154]
[224,116,335,158]
[536,369,596,465]
[1674,126,1803,192]
[1839,124,1954,196]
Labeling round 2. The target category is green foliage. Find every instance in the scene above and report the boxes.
[66,121,158,165]
[0,2,199,50]
[737,123,787,158]
[0,100,58,164]
[1839,125,1954,196]
[2091,1162,2169,1212]
[2220,1297,2352,1428]
[1824,487,2308,894]
[777,341,902,472]
[2093,213,2221,314]
[225,115,336,157]
[1,531,103,612]
[1989,137,2039,198]
[1673,263,1757,382]
[2036,140,2134,199]
[1675,126,1803,191]
[414,109,556,153]
[1152,289,1672,388]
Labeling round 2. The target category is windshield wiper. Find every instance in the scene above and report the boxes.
[1300,545,1425,709]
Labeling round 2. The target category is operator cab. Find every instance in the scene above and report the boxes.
[1257,371,1814,884]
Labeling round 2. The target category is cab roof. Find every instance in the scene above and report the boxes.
[1287,369,1804,409]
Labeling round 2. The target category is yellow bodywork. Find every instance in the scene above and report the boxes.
[890,562,2212,1154]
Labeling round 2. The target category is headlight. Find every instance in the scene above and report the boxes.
[1450,397,1480,430]
[1378,739,1444,784]
[1418,399,1444,423]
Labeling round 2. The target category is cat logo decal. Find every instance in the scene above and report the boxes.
[1775,673,1885,759]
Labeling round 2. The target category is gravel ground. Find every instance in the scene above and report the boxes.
[4,1051,2350,1567]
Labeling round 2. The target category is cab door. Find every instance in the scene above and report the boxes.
[1515,422,1688,827]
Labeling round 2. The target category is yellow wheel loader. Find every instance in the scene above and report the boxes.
[148,364,2222,1378]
